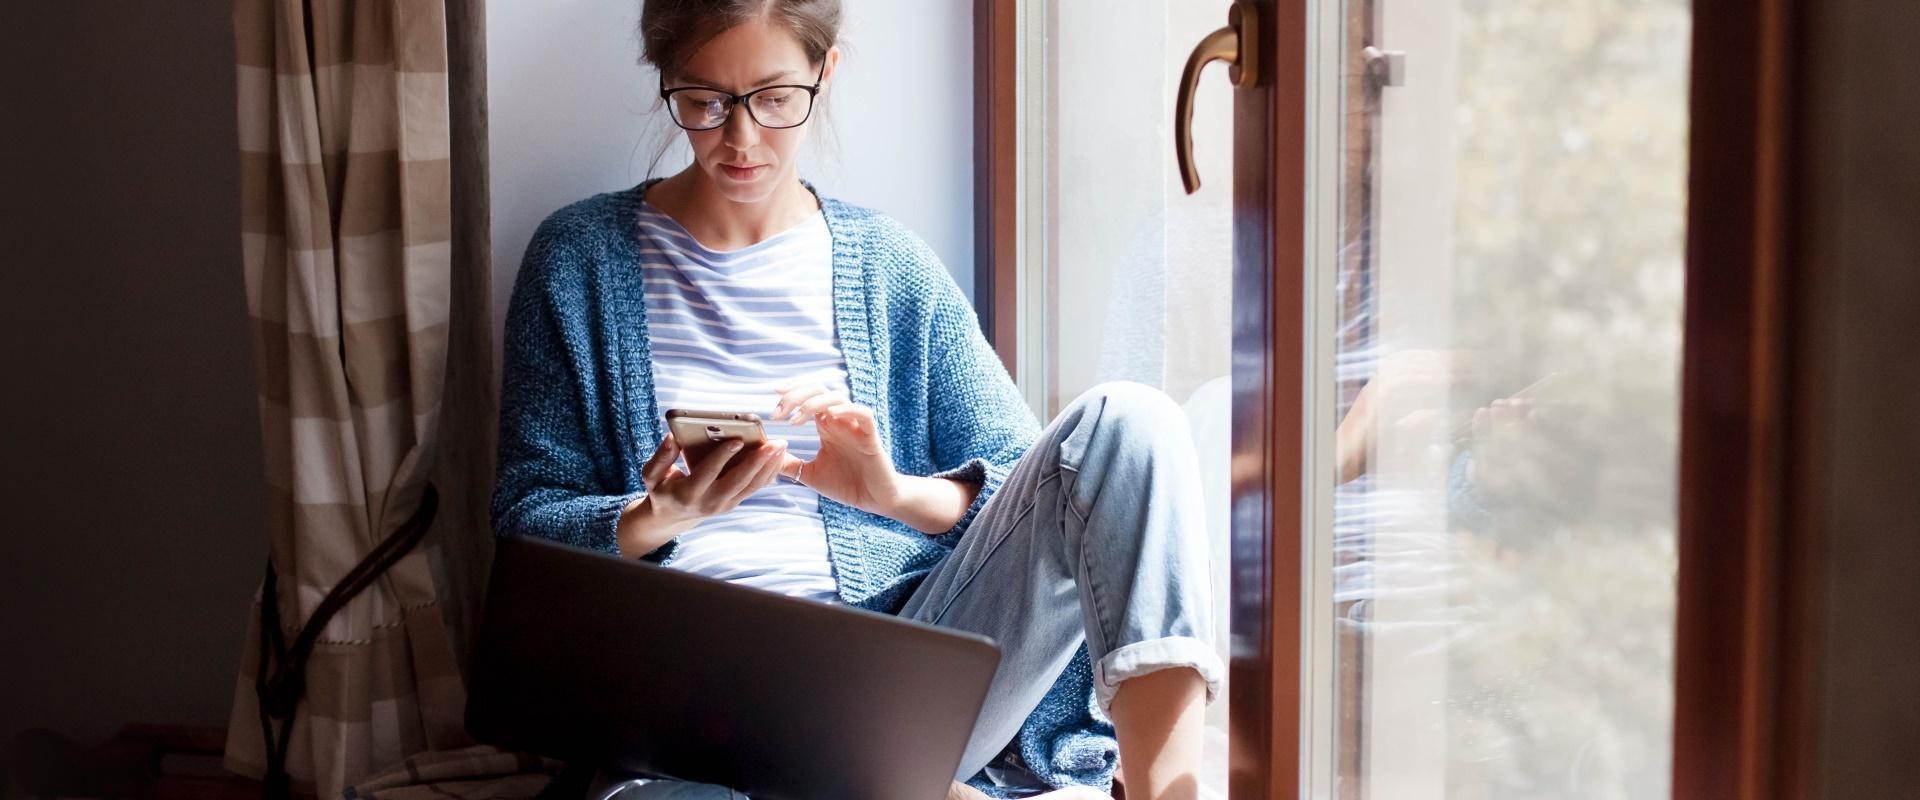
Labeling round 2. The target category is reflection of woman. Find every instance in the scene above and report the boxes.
[490,2,1221,797]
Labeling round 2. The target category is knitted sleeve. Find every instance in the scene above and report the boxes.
[909,238,1043,541]
[489,223,643,554]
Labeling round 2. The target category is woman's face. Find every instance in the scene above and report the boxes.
[670,19,837,205]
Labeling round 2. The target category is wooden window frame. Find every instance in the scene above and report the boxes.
[973,0,1019,372]
[973,0,1827,798]
[1670,0,1815,798]
[1231,2,1308,798]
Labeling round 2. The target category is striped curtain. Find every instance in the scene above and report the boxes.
[226,1,475,796]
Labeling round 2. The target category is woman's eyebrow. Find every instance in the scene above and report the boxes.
[679,69,798,90]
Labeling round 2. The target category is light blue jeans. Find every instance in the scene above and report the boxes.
[595,382,1223,799]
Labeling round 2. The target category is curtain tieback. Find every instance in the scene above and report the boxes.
[253,483,440,799]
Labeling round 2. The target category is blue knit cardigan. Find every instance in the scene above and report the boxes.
[491,180,1118,793]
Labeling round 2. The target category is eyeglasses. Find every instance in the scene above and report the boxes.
[660,62,826,131]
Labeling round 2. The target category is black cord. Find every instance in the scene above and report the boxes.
[255,484,439,799]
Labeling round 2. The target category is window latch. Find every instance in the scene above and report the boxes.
[1363,46,1407,88]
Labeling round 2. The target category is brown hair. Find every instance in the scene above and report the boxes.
[639,0,843,80]
[636,0,845,179]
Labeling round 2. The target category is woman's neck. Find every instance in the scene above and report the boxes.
[646,168,819,251]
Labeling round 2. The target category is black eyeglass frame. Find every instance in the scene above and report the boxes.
[658,62,827,131]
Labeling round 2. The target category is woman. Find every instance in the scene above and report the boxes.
[492,1,1221,797]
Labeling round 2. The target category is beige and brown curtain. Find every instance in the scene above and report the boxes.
[225,1,496,796]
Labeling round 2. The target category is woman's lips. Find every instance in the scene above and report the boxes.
[720,163,766,181]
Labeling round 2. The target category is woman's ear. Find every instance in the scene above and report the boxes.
[819,46,842,91]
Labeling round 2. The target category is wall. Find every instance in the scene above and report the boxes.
[486,0,976,343]
[0,1,265,744]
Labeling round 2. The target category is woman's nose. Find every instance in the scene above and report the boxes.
[720,103,760,149]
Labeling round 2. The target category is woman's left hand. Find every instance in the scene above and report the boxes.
[772,384,900,515]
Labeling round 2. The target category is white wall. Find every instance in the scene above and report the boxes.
[487,0,976,341]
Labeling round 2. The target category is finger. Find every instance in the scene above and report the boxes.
[773,384,832,420]
[1498,398,1532,428]
[733,442,790,501]
[1493,398,1521,426]
[818,402,876,438]
[795,392,852,424]
[786,390,849,425]
[643,438,681,488]
[779,453,809,484]
[686,439,746,494]
[651,465,690,499]
[714,440,787,498]
[826,402,875,424]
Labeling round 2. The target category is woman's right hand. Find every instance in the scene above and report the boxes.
[616,435,790,556]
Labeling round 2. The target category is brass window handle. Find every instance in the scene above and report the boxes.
[1176,0,1259,195]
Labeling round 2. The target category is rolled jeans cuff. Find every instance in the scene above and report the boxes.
[1092,635,1225,712]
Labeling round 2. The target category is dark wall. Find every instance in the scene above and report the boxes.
[1799,0,1920,794]
[0,1,265,743]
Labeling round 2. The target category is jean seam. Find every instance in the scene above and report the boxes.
[1076,540,1112,662]
[1064,465,1095,523]
[1060,465,1115,661]
[928,470,1059,626]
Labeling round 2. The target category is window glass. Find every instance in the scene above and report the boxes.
[1036,0,1236,794]
[1323,1,1691,797]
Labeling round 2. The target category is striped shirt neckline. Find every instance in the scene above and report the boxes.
[638,200,827,261]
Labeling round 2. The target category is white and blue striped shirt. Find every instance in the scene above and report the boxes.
[638,202,845,602]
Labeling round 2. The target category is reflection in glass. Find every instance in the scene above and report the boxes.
[1329,0,1689,798]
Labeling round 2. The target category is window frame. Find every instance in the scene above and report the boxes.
[971,0,1817,797]
[1671,0,1816,797]
[972,1,1310,796]
[972,0,1020,377]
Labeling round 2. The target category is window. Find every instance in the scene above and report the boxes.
[1313,0,1691,796]
[1006,0,1238,794]
[1002,0,1690,796]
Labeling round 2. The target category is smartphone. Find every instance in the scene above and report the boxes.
[665,409,767,469]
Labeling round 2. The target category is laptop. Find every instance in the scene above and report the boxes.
[466,535,1002,800]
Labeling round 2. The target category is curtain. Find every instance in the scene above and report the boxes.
[225,1,487,796]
